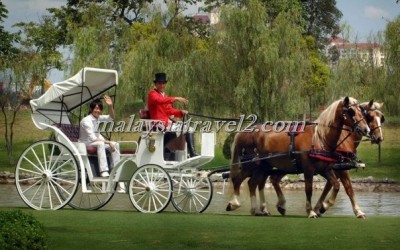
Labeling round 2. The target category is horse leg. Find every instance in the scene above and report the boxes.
[248,176,259,215]
[314,178,333,216]
[304,171,318,218]
[339,170,366,219]
[257,174,271,216]
[226,174,245,211]
[270,173,286,216]
[248,173,268,216]
[319,169,341,215]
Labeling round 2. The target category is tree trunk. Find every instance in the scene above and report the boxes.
[1,106,19,165]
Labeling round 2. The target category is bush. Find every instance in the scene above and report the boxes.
[0,210,47,250]
[222,133,235,160]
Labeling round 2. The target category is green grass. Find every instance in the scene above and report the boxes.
[0,110,50,168]
[351,125,400,181]
[1,208,399,250]
[1,110,400,182]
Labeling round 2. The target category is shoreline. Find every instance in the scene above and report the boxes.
[209,180,400,192]
[3,171,400,192]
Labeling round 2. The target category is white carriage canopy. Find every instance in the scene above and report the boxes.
[30,67,118,129]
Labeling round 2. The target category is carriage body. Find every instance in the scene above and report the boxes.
[15,67,215,213]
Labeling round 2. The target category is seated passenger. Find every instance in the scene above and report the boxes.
[79,96,120,177]
[147,72,198,157]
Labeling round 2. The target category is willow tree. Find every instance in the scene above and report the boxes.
[14,16,64,94]
[300,36,330,119]
[384,15,400,115]
[211,0,307,120]
[213,1,274,120]
[66,3,128,73]
[119,10,213,115]
[120,21,161,108]
[267,9,308,120]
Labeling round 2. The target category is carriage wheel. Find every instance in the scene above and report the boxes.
[67,181,115,210]
[171,174,213,213]
[129,164,172,213]
[15,140,79,210]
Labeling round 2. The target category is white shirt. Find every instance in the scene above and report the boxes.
[79,114,113,144]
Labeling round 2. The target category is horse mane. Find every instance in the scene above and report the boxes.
[313,97,358,147]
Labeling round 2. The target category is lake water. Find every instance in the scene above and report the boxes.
[2,184,400,217]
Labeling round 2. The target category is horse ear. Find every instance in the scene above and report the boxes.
[379,102,384,108]
[368,99,374,108]
[343,96,350,106]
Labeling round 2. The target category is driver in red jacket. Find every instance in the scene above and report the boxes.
[147,72,198,157]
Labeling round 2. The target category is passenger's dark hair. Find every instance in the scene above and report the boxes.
[89,99,103,112]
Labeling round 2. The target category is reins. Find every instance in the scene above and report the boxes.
[332,116,365,151]
[189,113,248,122]
[203,151,308,177]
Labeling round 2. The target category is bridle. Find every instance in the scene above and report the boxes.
[316,103,366,151]
[364,108,385,133]
[336,105,384,147]
[342,104,367,135]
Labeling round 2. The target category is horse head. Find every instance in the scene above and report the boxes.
[314,97,370,151]
[341,97,370,136]
[360,100,384,144]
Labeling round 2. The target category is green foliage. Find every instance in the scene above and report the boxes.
[0,210,47,250]
[0,1,18,59]
[300,36,331,115]
[301,0,342,48]
[384,15,400,115]
[222,132,235,159]
[0,1,7,24]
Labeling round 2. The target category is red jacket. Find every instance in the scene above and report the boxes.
[147,89,183,126]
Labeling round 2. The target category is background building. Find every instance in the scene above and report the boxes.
[326,37,384,67]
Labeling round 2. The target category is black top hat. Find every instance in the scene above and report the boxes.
[153,73,168,83]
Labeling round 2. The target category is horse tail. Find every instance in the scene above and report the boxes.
[230,133,241,180]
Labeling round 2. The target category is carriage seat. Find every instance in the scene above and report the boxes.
[56,124,96,155]
[57,123,80,142]
[139,109,150,119]
[139,109,151,132]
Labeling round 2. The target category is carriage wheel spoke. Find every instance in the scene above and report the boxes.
[16,141,79,210]
[129,165,172,213]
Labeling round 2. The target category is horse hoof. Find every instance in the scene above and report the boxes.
[254,211,270,216]
[308,211,318,218]
[319,206,326,214]
[357,214,366,219]
[226,203,240,211]
[277,206,286,216]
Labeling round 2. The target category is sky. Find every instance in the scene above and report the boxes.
[336,0,399,40]
[2,0,400,82]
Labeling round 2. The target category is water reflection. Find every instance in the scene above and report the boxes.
[2,184,400,216]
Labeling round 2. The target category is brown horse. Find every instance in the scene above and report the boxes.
[311,101,384,218]
[227,97,370,217]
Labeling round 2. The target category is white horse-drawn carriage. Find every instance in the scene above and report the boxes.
[15,67,215,213]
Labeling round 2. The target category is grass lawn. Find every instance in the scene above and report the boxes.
[1,110,399,182]
[1,207,400,250]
